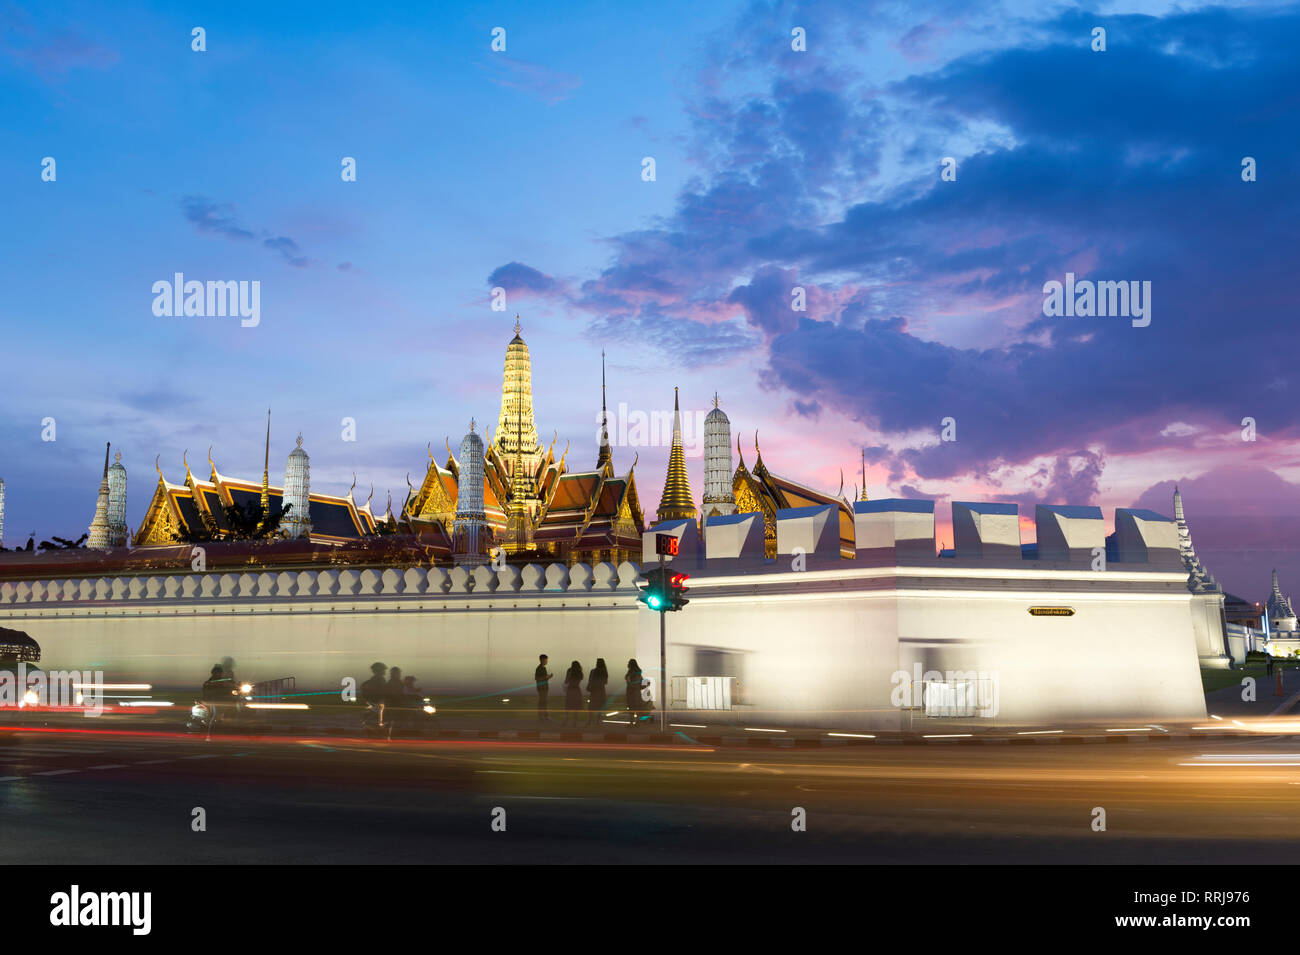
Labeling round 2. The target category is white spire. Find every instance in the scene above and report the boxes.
[1173,484,1218,594]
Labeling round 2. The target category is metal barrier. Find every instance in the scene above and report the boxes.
[249,676,296,703]
[670,676,736,710]
[910,679,998,718]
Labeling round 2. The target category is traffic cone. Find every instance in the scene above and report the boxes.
[1276,669,1285,697]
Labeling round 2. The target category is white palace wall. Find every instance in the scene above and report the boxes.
[0,565,640,699]
[0,500,1211,727]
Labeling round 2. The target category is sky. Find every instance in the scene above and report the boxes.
[0,0,1297,600]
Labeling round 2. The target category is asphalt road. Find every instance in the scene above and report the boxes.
[2,726,1298,864]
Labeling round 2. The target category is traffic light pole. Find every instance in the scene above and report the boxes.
[658,552,667,733]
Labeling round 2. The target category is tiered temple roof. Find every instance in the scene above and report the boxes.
[135,450,376,546]
[732,435,855,559]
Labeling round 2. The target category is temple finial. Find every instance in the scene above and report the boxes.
[713,391,719,409]
[514,315,522,336]
[597,351,613,473]
[260,407,272,511]
[470,417,476,433]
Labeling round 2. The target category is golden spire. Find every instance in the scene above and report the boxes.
[859,447,869,501]
[656,387,696,523]
[260,408,271,512]
[596,350,613,476]
[495,321,541,480]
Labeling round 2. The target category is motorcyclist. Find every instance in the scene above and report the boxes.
[199,664,234,729]
[360,662,388,727]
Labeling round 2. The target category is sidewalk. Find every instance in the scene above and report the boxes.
[1204,663,1300,719]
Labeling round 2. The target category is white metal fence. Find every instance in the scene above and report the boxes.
[670,676,736,710]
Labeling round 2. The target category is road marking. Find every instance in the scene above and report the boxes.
[510,795,586,801]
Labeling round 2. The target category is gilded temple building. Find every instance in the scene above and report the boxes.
[135,433,378,547]
[92,321,645,563]
[404,325,645,564]
[731,434,856,559]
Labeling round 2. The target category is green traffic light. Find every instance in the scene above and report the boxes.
[648,595,663,609]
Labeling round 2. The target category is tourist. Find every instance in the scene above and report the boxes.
[562,661,585,726]
[624,659,644,722]
[535,654,553,722]
[586,658,609,725]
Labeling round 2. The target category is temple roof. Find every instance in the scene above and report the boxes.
[136,464,374,546]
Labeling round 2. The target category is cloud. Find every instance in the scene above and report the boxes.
[497,3,1300,498]
[182,196,256,241]
[481,56,581,105]
[1132,465,1300,597]
[262,235,311,268]
[181,196,314,268]
[488,261,559,295]
[0,7,118,77]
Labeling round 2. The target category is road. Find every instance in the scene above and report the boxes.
[2,725,1298,864]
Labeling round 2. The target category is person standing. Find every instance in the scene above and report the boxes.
[586,658,609,725]
[562,661,585,726]
[535,654,553,722]
[624,659,644,723]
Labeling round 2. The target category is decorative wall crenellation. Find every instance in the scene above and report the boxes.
[0,561,644,606]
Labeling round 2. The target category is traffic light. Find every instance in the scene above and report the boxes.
[667,572,690,612]
[638,567,690,613]
[637,567,670,611]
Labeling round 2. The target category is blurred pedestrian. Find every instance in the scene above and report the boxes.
[562,661,585,726]
[535,654,553,722]
[624,659,644,722]
[586,658,609,725]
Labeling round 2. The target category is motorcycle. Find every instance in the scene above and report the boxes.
[186,701,214,734]
[185,681,252,734]
[360,696,438,738]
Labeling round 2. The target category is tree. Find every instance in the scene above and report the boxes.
[177,502,291,543]
[38,534,88,551]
